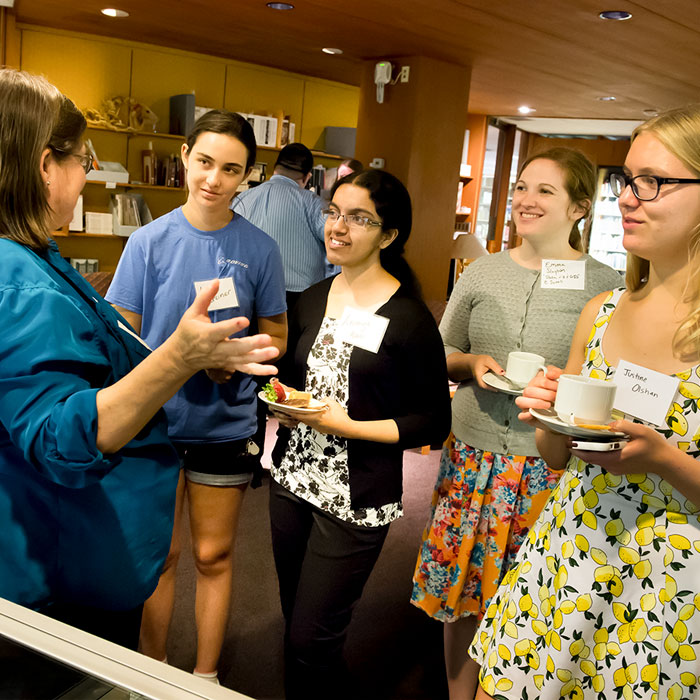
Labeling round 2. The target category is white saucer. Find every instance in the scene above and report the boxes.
[258,391,327,415]
[529,407,626,440]
[482,371,523,396]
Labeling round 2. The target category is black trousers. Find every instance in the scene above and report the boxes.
[269,479,389,700]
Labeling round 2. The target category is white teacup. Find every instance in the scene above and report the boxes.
[505,351,547,388]
[554,374,617,424]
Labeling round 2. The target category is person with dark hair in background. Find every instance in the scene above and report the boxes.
[0,70,279,650]
[411,148,622,700]
[107,109,287,681]
[337,158,364,180]
[268,169,451,699]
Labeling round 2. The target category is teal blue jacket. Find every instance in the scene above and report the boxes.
[0,239,179,610]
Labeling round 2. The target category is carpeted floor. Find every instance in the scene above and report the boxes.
[165,420,448,699]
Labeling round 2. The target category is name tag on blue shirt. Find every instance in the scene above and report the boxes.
[194,277,239,311]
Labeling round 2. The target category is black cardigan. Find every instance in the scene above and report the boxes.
[276,277,451,509]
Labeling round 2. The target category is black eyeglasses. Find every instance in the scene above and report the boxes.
[609,172,700,201]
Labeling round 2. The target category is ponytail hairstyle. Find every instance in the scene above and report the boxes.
[516,147,596,252]
[630,104,700,361]
[331,169,422,298]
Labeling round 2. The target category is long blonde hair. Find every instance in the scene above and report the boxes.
[0,69,86,249]
[627,104,700,361]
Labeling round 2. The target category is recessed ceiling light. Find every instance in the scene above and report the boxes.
[643,108,659,117]
[518,106,535,115]
[322,48,343,55]
[598,96,617,101]
[599,10,632,20]
[101,8,129,17]
[266,2,294,9]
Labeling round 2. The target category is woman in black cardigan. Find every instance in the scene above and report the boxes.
[269,169,451,699]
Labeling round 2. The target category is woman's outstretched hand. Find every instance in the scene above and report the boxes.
[515,365,563,424]
[169,280,280,377]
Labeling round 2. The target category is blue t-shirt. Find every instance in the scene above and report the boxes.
[106,207,286,443]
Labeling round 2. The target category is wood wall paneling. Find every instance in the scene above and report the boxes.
[299,80,360,151]
[131,48,227,129]
[224,64,305,129]
[21,30,132,112]
[526,135,630,168]
[356,55,471,302]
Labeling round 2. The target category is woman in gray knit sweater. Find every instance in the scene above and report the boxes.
[411,148,622,700]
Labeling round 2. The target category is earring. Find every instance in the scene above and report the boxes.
[46,180,51,187]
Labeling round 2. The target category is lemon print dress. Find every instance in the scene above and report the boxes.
[470,288,700,699]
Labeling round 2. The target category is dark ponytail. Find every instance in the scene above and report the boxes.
[331,169,422,298]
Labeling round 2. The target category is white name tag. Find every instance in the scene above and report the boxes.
[613,359,680,427]
[193,277,239,311]
[541,259,586,290]
[117,320,152,350]
[336,307,389,354]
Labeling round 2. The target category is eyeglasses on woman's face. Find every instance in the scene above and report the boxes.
[51,147,93,175]
[323,208,382,230]
[609,171,700,201]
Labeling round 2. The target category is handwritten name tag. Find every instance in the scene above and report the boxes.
[193,277,239,311]
[613,359,680,427]
[117,320,152,350]
[541,259,586,290]
[336,307,390,354]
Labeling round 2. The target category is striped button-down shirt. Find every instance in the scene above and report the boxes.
[232,175,327,293]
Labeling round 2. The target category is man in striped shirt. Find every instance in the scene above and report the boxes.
[232,142,327,311]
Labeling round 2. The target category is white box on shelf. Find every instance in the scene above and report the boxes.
[86,162,129,185]
[110,194,153,237]
[84,212,113,235]
[69,194,83,232]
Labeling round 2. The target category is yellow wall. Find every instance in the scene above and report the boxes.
[19,26,359,149]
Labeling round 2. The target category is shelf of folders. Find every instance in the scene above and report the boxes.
[110,193,153,237]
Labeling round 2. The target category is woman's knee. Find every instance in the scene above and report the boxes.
[192,541,233,575]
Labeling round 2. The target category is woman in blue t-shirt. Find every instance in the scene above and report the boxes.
[107,110,287,682]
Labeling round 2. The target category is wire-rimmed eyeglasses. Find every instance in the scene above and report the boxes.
[323,208,382,230]
[609,172,700,201]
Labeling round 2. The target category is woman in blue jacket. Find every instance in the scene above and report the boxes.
[269,169,451,699]
[0,68,278,649]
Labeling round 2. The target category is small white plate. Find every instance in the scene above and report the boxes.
[529,407,626,440]
[258,391,327,415]
[482,371,523,396]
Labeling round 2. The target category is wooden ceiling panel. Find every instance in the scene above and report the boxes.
[13,0,700,118]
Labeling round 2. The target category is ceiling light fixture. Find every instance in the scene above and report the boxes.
[642,108,659,117]
[518,106,535,115]
[322,48,343,55]
[599,10,632,20]
[266,2,294,9]
[101,8,129,17]
[598,96,617,101]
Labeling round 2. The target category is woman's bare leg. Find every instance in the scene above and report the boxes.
[444,616,481,700]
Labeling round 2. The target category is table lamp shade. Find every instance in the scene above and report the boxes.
[451,233,488,259]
